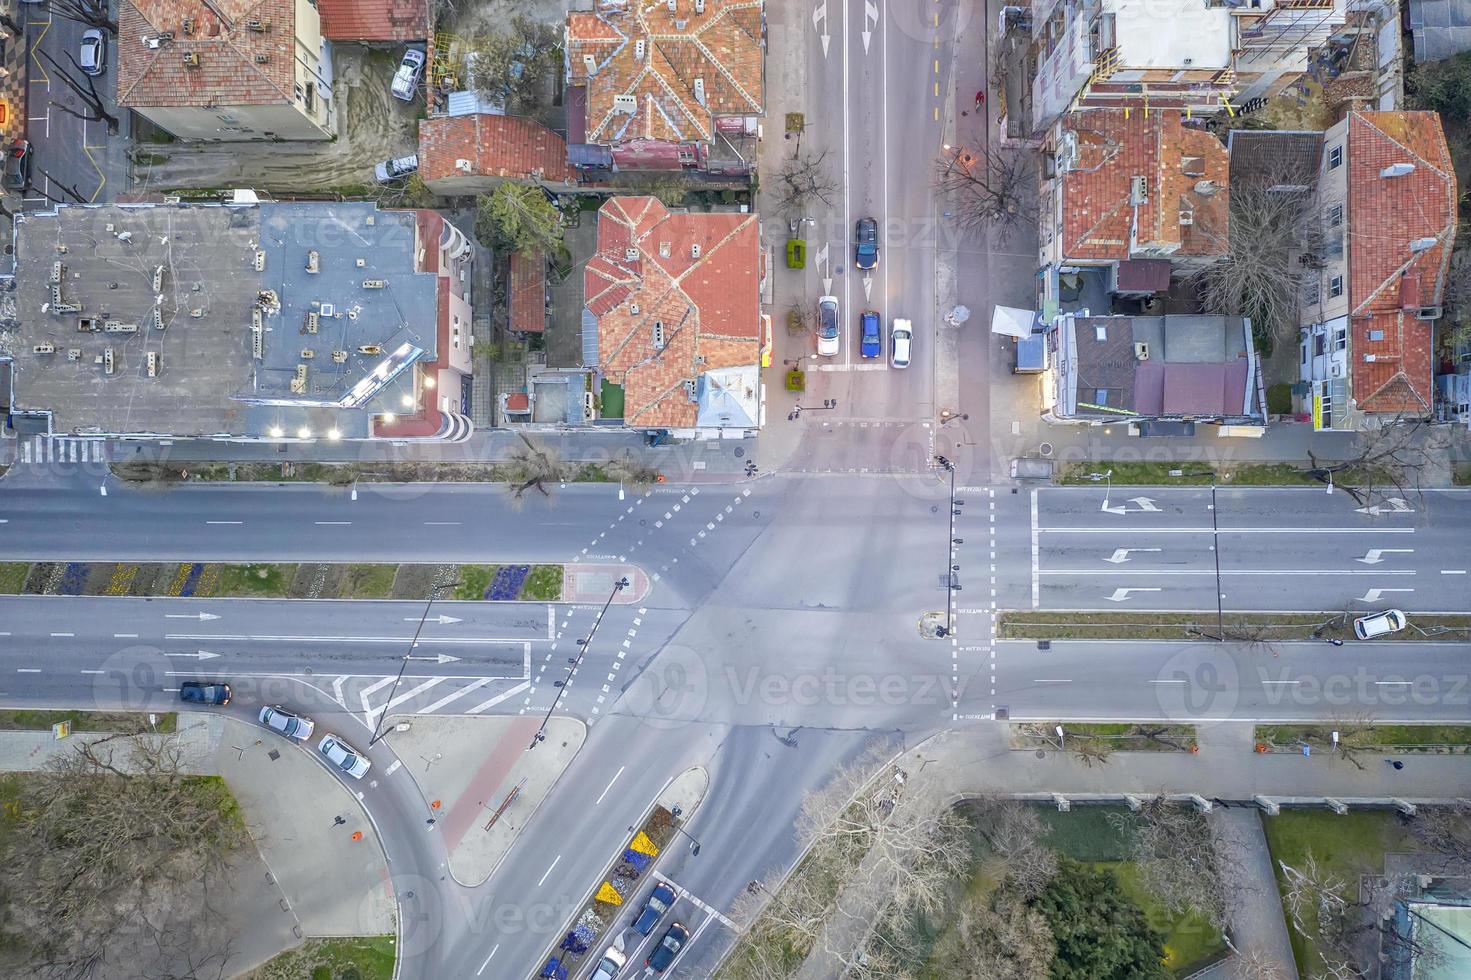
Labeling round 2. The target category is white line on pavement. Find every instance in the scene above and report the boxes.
[80,669,103,675]
[423,522,462,526]
[418,677,494,714]
[1030,488,1040,609]
[1147,679,1187,684]
[537,855,561,887]
[1443,570,1468,575]
[1038,526,1414,534]
[466,680,530,714]
[163,633,547,644]
[596,765,625,806]
[365,677,446,719]
[314,521,351,526]
[113,633,139,638]
[1040,569,1416,576]
[16,668,40,673]
[476,946,499,976]
[386,760,402,775]
[1032,679,1072,684]
[205,521,244,525]
[50,632,73,637]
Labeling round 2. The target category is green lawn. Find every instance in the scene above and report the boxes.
[245,936,396,980]
[1257,724,1471,750]
[1020,723,1196,751]
[1055,460,1380,487]
[1105,861,1225,974]
[0,709,177,735]
[210,563,295,597]
[0,563,29,595]
[1263,810,1415,976]
[345,564,396,599]
[1038,805,1135,861]
[454,565,493,601]
[522,564,564,601]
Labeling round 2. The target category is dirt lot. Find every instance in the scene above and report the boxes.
[129,46,421,195]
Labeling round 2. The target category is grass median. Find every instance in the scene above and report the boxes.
[1054,460,1383,486]
[0,709,177,735]
[1256,723,1471,752]
[999,611,1471,642]
[245,936,396,980]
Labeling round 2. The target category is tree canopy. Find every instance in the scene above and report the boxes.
[465,16,562,116]
[1030,859,1170,980]
[475,182,563,255]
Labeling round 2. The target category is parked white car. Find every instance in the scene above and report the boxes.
[259,705,314,741]
[816,295,839,357]
[390,48,426,102]
[1353,609,1407,640]
[318,734,372,779]
[890,317,913,369]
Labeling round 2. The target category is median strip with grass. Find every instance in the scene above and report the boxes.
[0,709,177,735]
[1013,722,1198,753]
[0,561,565,602]
[1054,460,1384,486]
[1255,724,1471,754]
[1000,611,1471,641]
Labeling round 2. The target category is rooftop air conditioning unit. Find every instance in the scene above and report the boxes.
[693,78,705,105]
[1134,342,1150,360]
[695,0,705,11]
[635,39,645,60]
[254,53,270,63]
[182,18,195,34]
[624,247,639,261]
[455,158,473,172]
[183,52,200,67]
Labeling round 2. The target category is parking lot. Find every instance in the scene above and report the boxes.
[577,871,732,979]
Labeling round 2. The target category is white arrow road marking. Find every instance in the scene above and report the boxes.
[861,0,878,52]
[402,615,464,625]
[404,653,463,664]
[1101,496,1159,515]
[1356,497,1415,516]
[1355,548,1415,565]
[1105,587,1163,602]
[166,651,221,660]
[1103,548,1162,564]
[1356,588,1414,603]
[165,612,220,621]
[812,0,830,57]
[862,275,873,300]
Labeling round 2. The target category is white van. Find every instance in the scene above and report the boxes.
[890,318,912,368]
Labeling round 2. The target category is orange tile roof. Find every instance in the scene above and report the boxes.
[118,0,298,108]
[316,0,427,41]
[510,251,546,333]
[566,0,764,147]
[1060,110,1229,261]
[1345,112,1457,415]
[418,114,576,185]
[584,197,760,427]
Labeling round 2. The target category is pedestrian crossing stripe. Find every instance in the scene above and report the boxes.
[17,437,107,464]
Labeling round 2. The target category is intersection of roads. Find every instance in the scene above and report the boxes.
[2,0,1470,977]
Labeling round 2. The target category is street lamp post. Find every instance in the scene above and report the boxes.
[528,575,629,749]
[936,455,959,637]
[368,579,462,747]
[670,823,702,856]
[788,399,838,421]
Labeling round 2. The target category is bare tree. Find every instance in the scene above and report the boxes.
[932,143,1036,241]
[972,800,1059,900]
[38,48,121,134]
[1111,798,1229,929]
[785,301,815,337]
[1306,416,1447,509]
[1279,853,1437,979]
[1190,171,1324,357]
[1,733,245,979]
[603,450,659,494]
[502,433,563,504]
[772,148,838,217]
[1231,944,1290,980]
[948,890,1055,980]
[45,0,116,33]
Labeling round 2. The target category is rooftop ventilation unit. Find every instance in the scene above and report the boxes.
[635,39,645,60]
[306,250,319,273]
[254,53,270,63]
[319,303,335,316]
[32,343,55,355]
[614,93,637,114]
[291,364,308,393]
[183,18,195,34]
[253,250,265,271]
[1134,342,1150,360]
[691,243,701,258]
[624,247,639,261]
[251,324,264,359]
[306,311,319,333]
[300,348,315,359]
[362,279,386,289]
[1409,237,1439,253]
[1381,162,1415,178]
[102,349,115,375]
[582,54,597,75]
[152,265,164,291]
[183,52,200,67]
[246,18,269,31]
[332,350,348,363]
[695,0,705,12]
[693,78,705,105]
[1129,175,1148,206]
[358,344,383,355]
[653,321,666,349]
[658,241,671,258]
[146,352,160,377]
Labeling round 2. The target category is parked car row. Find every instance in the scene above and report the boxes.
[815,292,912,368]
[177,685,372,779]
[588,881,691,977]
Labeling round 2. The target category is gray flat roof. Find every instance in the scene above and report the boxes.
[0,201,440,439]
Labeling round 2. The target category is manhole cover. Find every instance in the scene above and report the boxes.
[734,447,745,458]
[268,749,281,762]
[1039,442,1054,457]
[1037,640,1052,651]
[1035,749,1047,759]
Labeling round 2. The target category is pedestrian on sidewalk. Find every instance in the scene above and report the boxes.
[1325,637,1344,646]
[975,90,986,111]
[1387,759,1404,771]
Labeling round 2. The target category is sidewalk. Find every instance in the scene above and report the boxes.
[1212,807,1299,980]
[792,721,1471,976]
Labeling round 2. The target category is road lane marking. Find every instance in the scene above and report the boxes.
[423,522,462,526]
[80,669,104,675]
[163,633,546,644]
[1443,570,1468,575]
[1032,678,1072,684]
[476,946,500,976]
[1043,569,1415,576]
[596,765,626,805]
[386,760,402,775]
[418,676,493,714]
[365,677,446,719]
[16,668,40,673]
[1030,488,1040,608]
[205,521,244,525]
[113,633,139,638]
[1038,526,1414,534]
[314,521,351,526]
[537,854,561,887]
[50,632,74,637]
[466,680,530,714]
[1148,679,1186,684]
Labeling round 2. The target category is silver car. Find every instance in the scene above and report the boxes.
[318,734,372,779]
[391,48,426,102]
[80,29,107,76]
[374,154,418,184]
[259,705,314,741]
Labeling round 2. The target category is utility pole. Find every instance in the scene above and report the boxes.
[529,576,629,749]
[368,578,461,746]
[936,455,959,637]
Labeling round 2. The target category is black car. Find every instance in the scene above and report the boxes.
[179,681,231,706]
[854,216,879,270]
[3,139,32,190]
[647,921,689,974]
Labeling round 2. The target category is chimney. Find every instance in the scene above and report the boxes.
[693,78,705,105]
[635,38,645,60]
[582,54,597,75]
[1381,162,1415,178]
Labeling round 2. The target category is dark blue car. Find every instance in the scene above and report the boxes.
[860,310,881,359]
[634,882,676,935]
[647,921,689,973]
[854,216,879,270]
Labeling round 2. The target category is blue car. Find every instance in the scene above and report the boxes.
[860,310,881,359]
[634,882,676,935]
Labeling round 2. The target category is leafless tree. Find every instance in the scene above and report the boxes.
[503,433,563,504]
[1,733,245,979]
[0,13,24,36]
[602,450,660,493]
[786,301,814,336]
[1279,853,1437,979]
[1190,171,1324,356]
[38,48,121,134]
[1405,800,1471,874]
[949,890,1055,980]
[772,148,838,216]
[932,143,1036,241]
[1306,416,1448,509]
[45,0,116,33]
[972,799,1059,900]
[1111,797,1229,929]
[1230,944,1290,980]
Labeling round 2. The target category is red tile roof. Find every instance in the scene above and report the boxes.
[1060,109,1229,261]
[418,114,576,185]
[1345,111,1457,415]
[509,251,546,333]
[317,0,427,41]
[566,0,764,147]
[118,0,298,108]
[584,197,760,427]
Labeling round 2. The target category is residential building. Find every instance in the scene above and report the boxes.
[117,0,335,141]
[315,0,428,43]
[564,0,765,176]
[1039,109,1230,304]
[1031,0,1347,132]
[0,198,474,443]
[417,113,578,195]
[1046,313,1266,429]
[509,251,548,335]
[1299,111,1457,431]
[584,196,762,430]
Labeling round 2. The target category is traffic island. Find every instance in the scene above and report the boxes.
[918,611,952,639]
[537,766,709,979]
[999,610,1471,642]
[1011,723,1199,763]
[1254,723,1471,758]
[380,715,586,887]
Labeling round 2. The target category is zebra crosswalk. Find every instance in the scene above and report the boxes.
[325,674,532,725]
[16,436,109,465]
